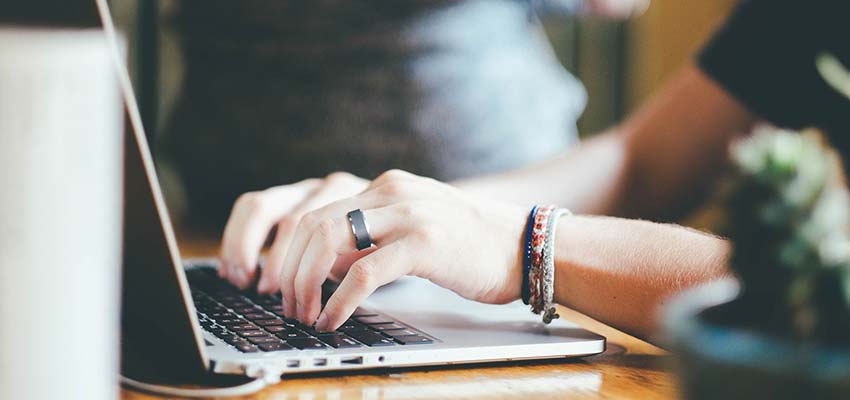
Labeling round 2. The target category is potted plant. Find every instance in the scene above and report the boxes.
[666,127,850,399]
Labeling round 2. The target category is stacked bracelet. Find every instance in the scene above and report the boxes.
[522,204,571,324]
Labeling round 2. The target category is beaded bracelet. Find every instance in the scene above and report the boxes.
[529,205,555,313]
[524,205,570,323]
[521,205,540,305]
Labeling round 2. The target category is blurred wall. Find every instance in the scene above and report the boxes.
[624,0,737,111]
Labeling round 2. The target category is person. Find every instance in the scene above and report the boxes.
[161,0,648,230]
[217,0,850,340]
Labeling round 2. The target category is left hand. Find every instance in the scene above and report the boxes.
[274,169,530,332]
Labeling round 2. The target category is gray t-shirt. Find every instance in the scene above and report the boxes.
[164,0,586,227]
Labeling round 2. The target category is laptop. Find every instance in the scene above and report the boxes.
[101,1,605,387]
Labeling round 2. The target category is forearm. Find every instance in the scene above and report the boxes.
[455,65,757,220]
[553,214,730,340]
[454,131,629,215]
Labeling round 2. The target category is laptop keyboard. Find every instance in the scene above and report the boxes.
[186,266,434,353]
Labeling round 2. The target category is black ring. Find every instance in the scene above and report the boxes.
[347,209,374,251]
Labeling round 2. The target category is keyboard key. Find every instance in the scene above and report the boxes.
[234,307,260,314]
[255,298,280,307]
[286,338,327,350]
[255,319,285,326]
[198,305,227,314]
[247,336,281,345]
[239,330,268,338]
[258,342,293,352]
[385,329,420,338]
[395,335,433,345]
[372,323,407,331]
[243,313,270,320]
[229,324,258,331]
[224,336,251,347]
[209,312,237,319]
[298,326,322,336]
[339,320,368,332]
[318,333,362,349]
[234,343,259,353]
[347,330,396,347]
[354,316,394,325]
[275,329,310,340]
[264,325,288,333]
[218,318,247,325]
[213,330,236,339]
[221,300,252,308]
[351,307,377,317]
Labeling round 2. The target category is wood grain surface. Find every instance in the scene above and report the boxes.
[121,235,676,400]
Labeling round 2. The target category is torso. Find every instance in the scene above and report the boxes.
[164,0,587,226]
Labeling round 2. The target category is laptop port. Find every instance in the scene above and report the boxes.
[313,358,328,367]
[286,360,300,368]
[340,356,363,365]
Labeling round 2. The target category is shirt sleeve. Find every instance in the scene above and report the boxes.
[697,0,844,130]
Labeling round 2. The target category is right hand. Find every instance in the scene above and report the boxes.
[218,172,369,292]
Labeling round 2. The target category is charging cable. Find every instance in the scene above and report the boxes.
[119,366,281,398]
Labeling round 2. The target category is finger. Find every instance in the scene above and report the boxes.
[315,241,413,332]
[293,209,399,324]
[258,178,364,293]
[255,221,295,294]
[278,191,390,318]
[219,181,318,289]
[219,194,269,289]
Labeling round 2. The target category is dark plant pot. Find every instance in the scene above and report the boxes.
[665,280,850,400]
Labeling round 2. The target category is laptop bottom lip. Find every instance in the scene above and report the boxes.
[208,340,605,376]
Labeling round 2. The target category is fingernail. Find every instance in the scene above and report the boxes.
[233,268,247,288]
[315,312,329,332]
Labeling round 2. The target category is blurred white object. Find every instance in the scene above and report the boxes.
[0,28,123,400]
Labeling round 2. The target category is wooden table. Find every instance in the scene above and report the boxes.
[122,236,676,400]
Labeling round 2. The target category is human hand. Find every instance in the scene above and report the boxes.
[273,170,529,331]
[219,172,369,292]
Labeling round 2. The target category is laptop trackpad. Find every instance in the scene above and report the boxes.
[363,277,604,347]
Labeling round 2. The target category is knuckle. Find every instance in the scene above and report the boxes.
[235,191,261,210]
[379,180,410,197]
[315,218,337,238]
[396,203,418,219]
[376,169,410,183]
[299,211,320,229]
[324,171,355,185]
[413,223,440,244]
[349,259,378,289]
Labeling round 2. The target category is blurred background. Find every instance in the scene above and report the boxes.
[1,0,738,230]
[113,1,737,140]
